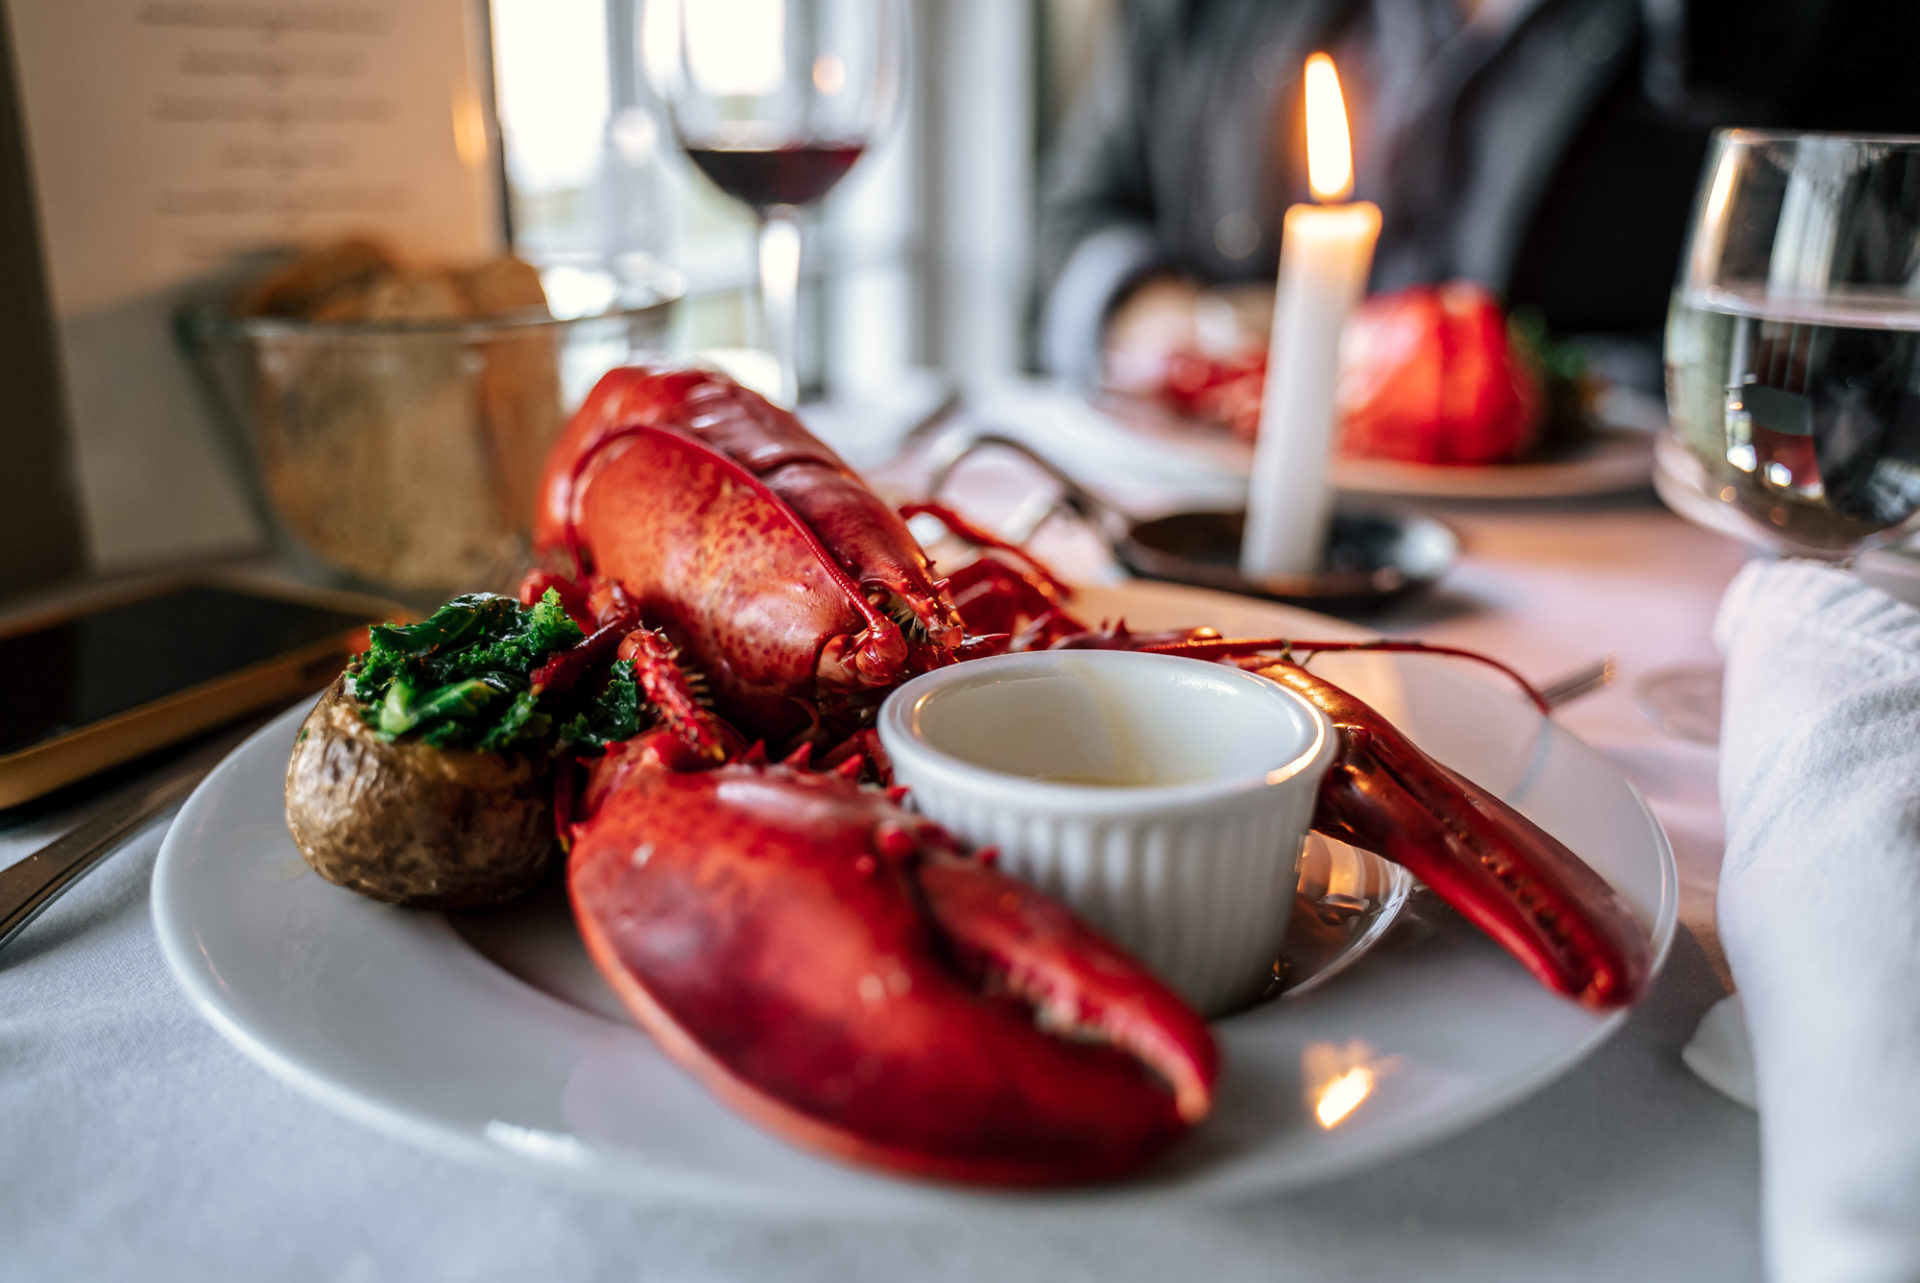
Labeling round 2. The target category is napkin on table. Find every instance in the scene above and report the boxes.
[1708,558,1920,1281]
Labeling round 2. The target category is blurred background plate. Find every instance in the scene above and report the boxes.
[1088,383,1664,503]
[1328,425,1656,500]
[912,380,1662,518]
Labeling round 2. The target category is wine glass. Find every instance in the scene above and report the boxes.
[647,0,906,405]
[1646,130,1920,740]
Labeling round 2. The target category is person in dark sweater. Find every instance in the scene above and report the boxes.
[1038,0,1920,391]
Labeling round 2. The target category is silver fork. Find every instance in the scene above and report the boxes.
[1539,655,1617,710]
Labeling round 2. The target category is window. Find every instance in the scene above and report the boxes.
[489,0,926,394]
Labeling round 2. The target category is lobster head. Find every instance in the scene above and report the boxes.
[534,366,965,742]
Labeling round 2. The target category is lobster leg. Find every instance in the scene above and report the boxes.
[898,501,1075,602]
[1255,660,1651,1008]
[1031,624,1650,1007]
[935,557,1080,653]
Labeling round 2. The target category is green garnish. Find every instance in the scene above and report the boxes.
[346,590,588,751]
[477,687,550,752]
[1508,309,1601,454]
[557,659,644,749]
[1509,308,1588,389]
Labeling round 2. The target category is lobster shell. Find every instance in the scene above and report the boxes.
[535,367,959,739]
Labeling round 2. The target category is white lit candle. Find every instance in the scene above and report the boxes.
[1240,54,1381,578]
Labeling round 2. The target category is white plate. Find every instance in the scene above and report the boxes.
[1329,426,1656,500]
[1097,392,1660,501]
[152,580,1676,1214]
[954,380,1659,508]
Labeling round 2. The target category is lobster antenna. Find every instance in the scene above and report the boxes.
[1140,637,1551,715]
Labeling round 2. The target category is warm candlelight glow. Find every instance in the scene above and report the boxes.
[1314,1065,1376,1128]
[1304,52,1354,203]
[1688,145,1741,284]
[812,53,846,95]
[1302,1039,1398,1129]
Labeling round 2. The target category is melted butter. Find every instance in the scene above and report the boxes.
[1039,656,1204,788]
[1030,768,1164,788]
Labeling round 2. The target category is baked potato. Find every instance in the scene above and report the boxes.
[285,675,559,910]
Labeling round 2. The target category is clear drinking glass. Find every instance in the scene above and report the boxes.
[1646,131,1920,740]
[176,266,681,599]
[647,0,906,405]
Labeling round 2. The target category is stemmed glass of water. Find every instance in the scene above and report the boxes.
[1646,131,1920,740]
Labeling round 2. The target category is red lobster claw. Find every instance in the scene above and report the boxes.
[568,758,1217,1184]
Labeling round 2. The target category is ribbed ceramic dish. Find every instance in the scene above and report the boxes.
[877,651,1335,1015]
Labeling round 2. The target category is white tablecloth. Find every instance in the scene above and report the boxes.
[1,479,1763,1280]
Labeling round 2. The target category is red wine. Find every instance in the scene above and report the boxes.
[683,141,866,211]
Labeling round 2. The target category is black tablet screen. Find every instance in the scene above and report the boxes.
[0,586,370,756]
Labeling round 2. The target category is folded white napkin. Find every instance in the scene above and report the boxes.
[1711,558,1920,1282]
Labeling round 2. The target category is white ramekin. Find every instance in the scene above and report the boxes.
[877,651,1336,1016]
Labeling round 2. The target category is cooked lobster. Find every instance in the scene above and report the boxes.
[532,364,1653,1183]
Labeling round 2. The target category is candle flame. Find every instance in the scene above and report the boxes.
[1304,53,1354,203]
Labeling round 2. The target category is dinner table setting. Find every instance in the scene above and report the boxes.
[14,366,1920,1280]
[5,409,1771,1282]
[7,3,1920,1280]
[8,346,1920,1277]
